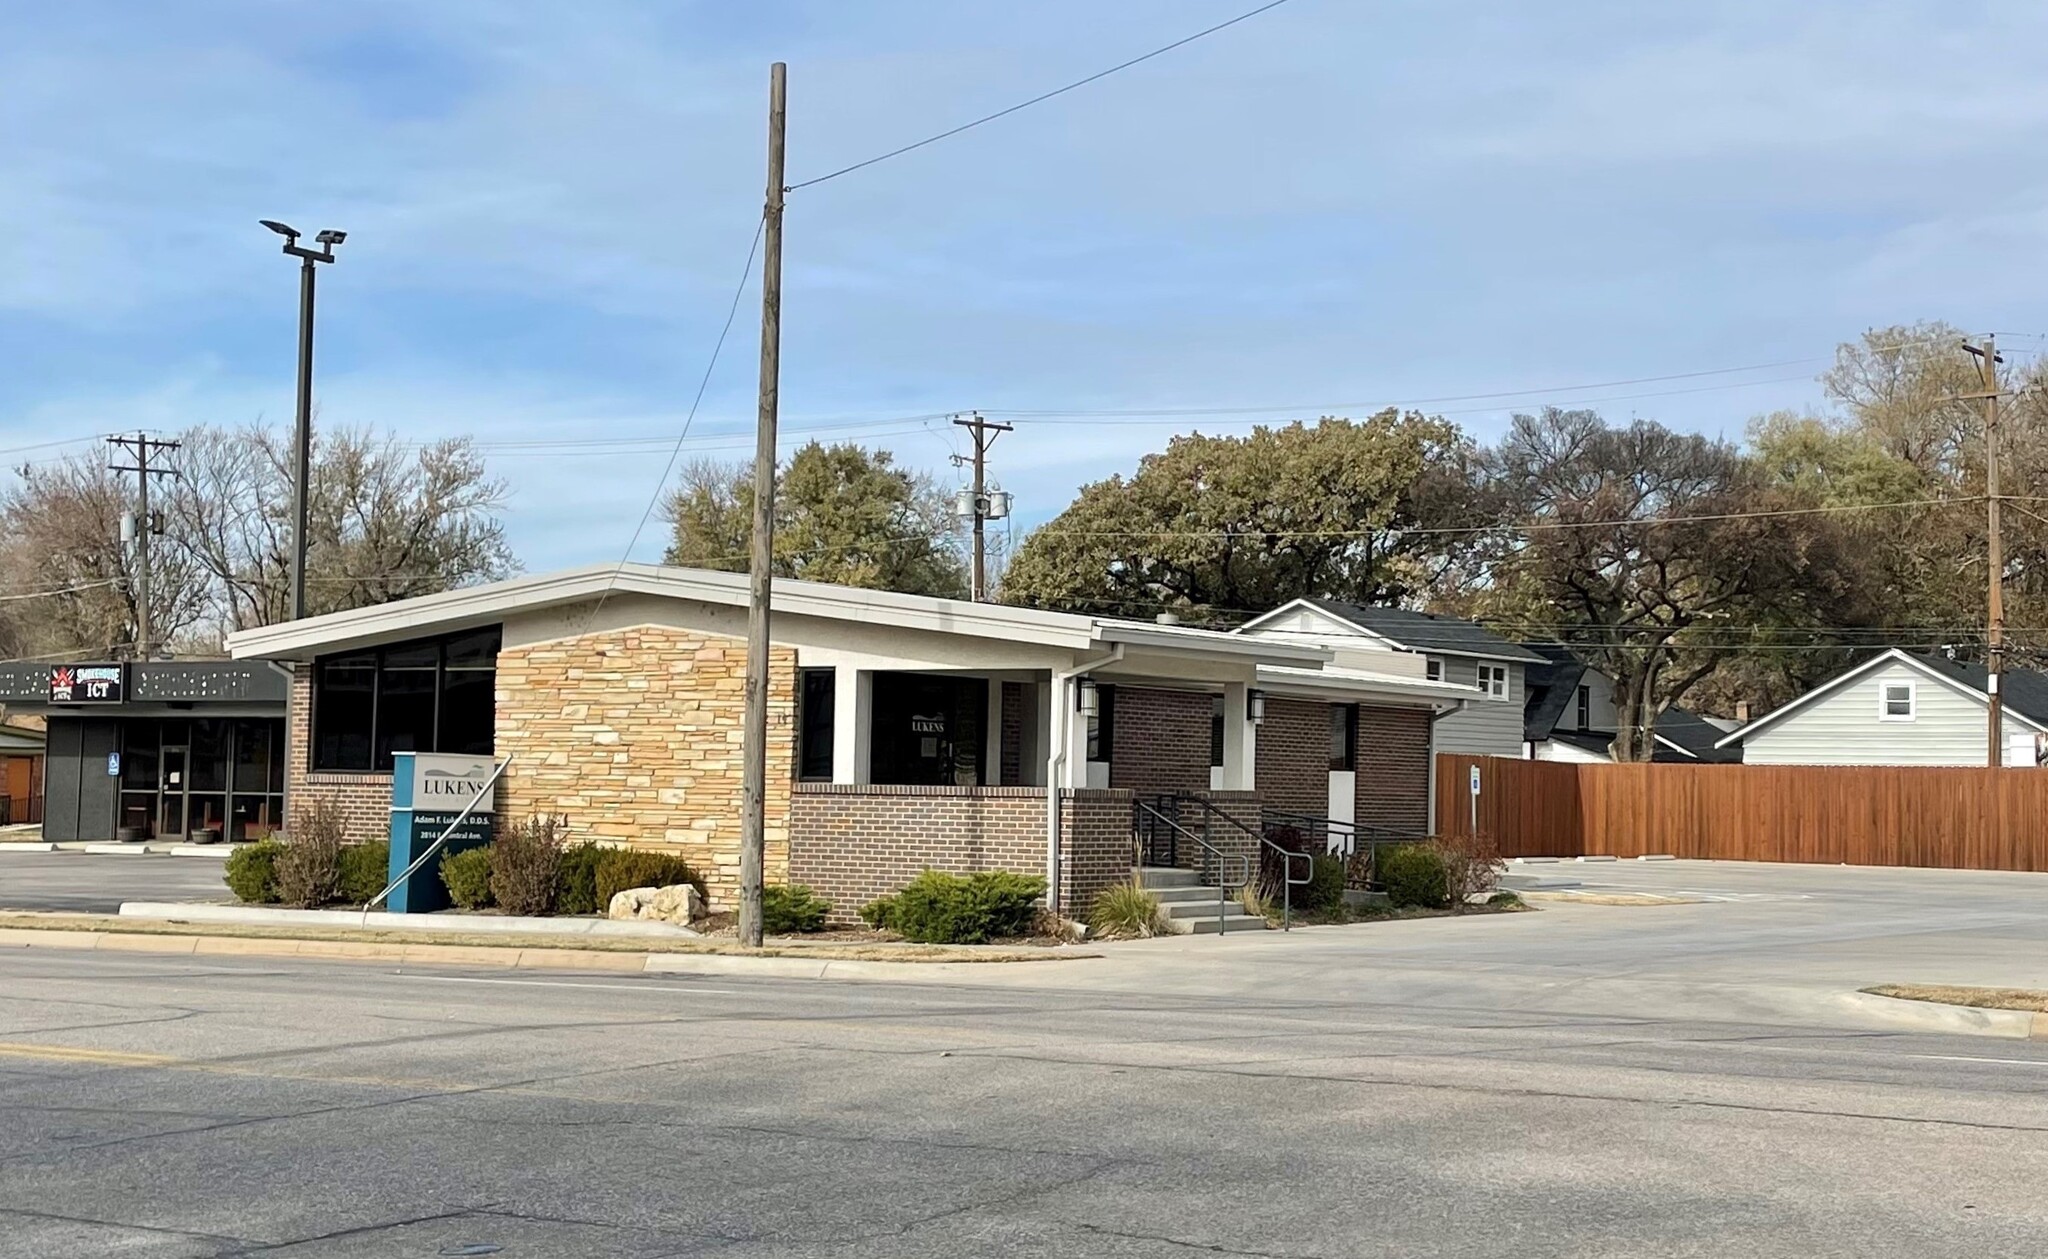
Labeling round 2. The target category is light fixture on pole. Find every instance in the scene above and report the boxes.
[1076,677,1100,716]
[262,219,345,622]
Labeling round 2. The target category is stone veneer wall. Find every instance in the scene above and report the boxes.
[283,665,403,844]
[788,784,1141,922]
[494,626,796,909]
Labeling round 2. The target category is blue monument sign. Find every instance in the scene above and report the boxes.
[385,751,497,913]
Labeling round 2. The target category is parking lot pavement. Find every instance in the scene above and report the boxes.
[0,852,234,914]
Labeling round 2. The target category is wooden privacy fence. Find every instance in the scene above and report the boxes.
[1435,754,2048,872]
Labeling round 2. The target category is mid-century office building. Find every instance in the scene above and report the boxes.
[0,661,289,843]
[227,564,1472,918]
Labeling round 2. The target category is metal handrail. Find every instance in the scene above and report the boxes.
[1174,794,1313,930]
[359,756,513,924]
[1132,798,1252,936]
[1260,806,1427,891]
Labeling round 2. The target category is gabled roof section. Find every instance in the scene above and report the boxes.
[1520,641,1589,742]
[1713,648,2048,748]
[1236,598,1545,664]
[225,562,1330,667]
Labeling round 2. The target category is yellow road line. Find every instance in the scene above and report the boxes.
[0,1041,180,1068]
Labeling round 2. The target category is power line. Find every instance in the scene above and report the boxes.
[980,360,1828,419]
[1014,495,1976,541]
[788,0,1296,191]
[585,212,766,630]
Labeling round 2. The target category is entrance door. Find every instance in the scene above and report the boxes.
[158,746,189,840]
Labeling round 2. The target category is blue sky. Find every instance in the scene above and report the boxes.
[6,0,2047,572]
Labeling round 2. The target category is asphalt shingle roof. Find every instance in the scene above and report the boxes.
[1303,600,1546,663]
[1901,652,2048,727]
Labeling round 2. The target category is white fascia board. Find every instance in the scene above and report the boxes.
[1255,663,1476,708]
[1099,621,1329,665]
[228,562,1103,660]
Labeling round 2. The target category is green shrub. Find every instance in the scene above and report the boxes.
[1302,854,1347,913]
[336,841,392,906]
[224,839,283,904]
[878,869,1047,944]
[1486,890,1524,909]
[441,846,495,910]
[1379,842,1450,910]
[491,814,567,917]
[556,842,608,915]
[859,895,897,930]
[1088,881,1170,939]
[594,849,707,909]
[762,883,832,933]
[274,802,346,909]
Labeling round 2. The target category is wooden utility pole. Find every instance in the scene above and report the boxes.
[107,433,181,661]
[738,62,787,948]
[951,412,1013,601]
[1965,334,2004,767]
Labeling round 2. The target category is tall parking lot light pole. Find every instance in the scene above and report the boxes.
[260,219,345,622]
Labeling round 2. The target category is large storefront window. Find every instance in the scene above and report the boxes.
[869,672,987,787]
[118,718,285,841]
[311,627,500,772]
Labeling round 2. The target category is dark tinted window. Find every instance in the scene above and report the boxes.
[798,669,835,781]
[1210,695,1225,768]
[310,629,500,772]
[1329,704,1357,771]
[313,654,377,771]
[1086,684,1115,763]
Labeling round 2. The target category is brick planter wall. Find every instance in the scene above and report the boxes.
[789,784,1141,922]
[1358,705,1430,835]
[790,784,1046,922]
[1110,687,1212,795]
[495,626,796,910]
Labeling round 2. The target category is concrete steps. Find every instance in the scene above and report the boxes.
[1138,867,1266,934]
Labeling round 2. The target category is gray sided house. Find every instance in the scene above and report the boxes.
[1235,599,1539,758]
[1716,648,2048,767]
[1520,642,1740,764]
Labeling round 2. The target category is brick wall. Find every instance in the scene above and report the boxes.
[789,784,1141,922]
[1256,697,1329,818]
[789,784,1046,922]
[1358,704,1430,835]
[283,665,405,844]
[1110,686,1212,795]
[1059,789,1137,915]
[495,626,796,909]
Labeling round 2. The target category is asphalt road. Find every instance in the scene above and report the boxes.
[0,851,233,914]
[4,934,2048,1257]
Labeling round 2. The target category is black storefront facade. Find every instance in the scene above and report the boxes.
[0,661,290,843]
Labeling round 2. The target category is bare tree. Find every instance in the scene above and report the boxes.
[168,424,515,631]
[0,453,207,659]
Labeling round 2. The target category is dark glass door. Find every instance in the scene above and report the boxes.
[158,746,189,839]
[869,673,988,786]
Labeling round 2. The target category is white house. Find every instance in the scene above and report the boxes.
[1713,648,2048,767]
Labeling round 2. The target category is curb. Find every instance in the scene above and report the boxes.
[1836,990,2048,1040]
[119,902,702,940]
[0,925,1085,981]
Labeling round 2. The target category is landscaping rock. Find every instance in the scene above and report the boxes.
[608,883,703,925]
